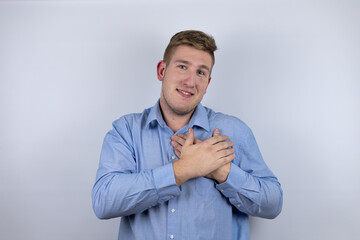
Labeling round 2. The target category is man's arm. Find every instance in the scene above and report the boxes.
[92,118,180,219]
[171,128,283,219]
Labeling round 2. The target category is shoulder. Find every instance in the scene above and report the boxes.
[111,107,151,134]
[204,106,251,134]
[112,107,151,127]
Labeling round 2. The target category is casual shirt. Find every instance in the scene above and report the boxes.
[92,101,283,240]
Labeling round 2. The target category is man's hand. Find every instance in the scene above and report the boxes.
[171,128,234,185]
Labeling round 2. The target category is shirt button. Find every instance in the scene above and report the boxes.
[171,208,175,213]
[170,235,174,239]
[237,204,241,207]
[171,156,176,160]
[220,189,224,192]
[170,195,174,199]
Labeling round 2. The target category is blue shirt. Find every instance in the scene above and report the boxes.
[92,101,283,240]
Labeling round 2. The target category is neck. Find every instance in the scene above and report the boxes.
[164,113,193,133]
[159,102,195,133]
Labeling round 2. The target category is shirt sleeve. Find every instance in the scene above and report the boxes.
[92,118,180,219]
[215,127,283,219]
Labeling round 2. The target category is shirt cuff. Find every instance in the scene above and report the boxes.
[152,163,181,204]
[215,162,247,198]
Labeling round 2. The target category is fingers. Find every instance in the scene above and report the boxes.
[206,135,229,146]
[214,147,235,160]
[219,152,236,163]
[173,133,203,144]
[176,133,187,140]
[184,128,194,146]
[174,149,181,158]
[172,129,224,150]
[213,141,234,152]
[173,129,228,148]
[171,139,182,152]
[221,148,235,158]
[213,128,220,137]
[225,153,236,162]
[171,130,203,158]
[171,135,186,146]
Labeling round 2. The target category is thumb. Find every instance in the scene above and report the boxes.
[213,128,220,137]
[184,128,194,146]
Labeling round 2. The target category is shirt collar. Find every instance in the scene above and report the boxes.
[146,100,167,128]
[188,103,210,132]
[146,100,210,132]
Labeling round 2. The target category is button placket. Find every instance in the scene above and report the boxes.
[167,132,178,239]
[167,196,178,240]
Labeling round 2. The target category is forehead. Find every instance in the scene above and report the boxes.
[169,45,213,68]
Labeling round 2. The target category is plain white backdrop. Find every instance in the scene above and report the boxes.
[1,0,359,239]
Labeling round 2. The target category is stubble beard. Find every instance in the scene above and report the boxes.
[161,89,198,117]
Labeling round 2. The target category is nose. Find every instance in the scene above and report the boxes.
[183,71,195,88]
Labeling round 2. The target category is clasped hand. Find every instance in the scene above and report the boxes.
[171,128,235,185]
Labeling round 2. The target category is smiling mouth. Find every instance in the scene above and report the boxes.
[177,89,194,96]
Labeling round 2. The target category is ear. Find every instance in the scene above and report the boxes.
[157,61,166,81]
[204,76,211,94]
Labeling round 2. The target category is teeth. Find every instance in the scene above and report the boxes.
[179,90,191,95]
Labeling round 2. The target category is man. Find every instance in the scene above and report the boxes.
[92,30,283,240]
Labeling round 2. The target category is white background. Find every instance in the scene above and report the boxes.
[1,0,359,239]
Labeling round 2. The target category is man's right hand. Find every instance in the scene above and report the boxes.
[172,128,235,186]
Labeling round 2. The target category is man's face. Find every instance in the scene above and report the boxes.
[157,45,213,117]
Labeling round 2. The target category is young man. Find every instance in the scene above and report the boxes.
[92,30,283,240]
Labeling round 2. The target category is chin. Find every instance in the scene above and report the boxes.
[173,106,196,116]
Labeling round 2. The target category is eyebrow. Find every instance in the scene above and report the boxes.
[174,59,210,72]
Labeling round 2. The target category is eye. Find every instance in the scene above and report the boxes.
[197,70,205,76]
[178,65,186,70]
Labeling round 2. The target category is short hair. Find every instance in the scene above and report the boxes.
[163,30,218,66]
